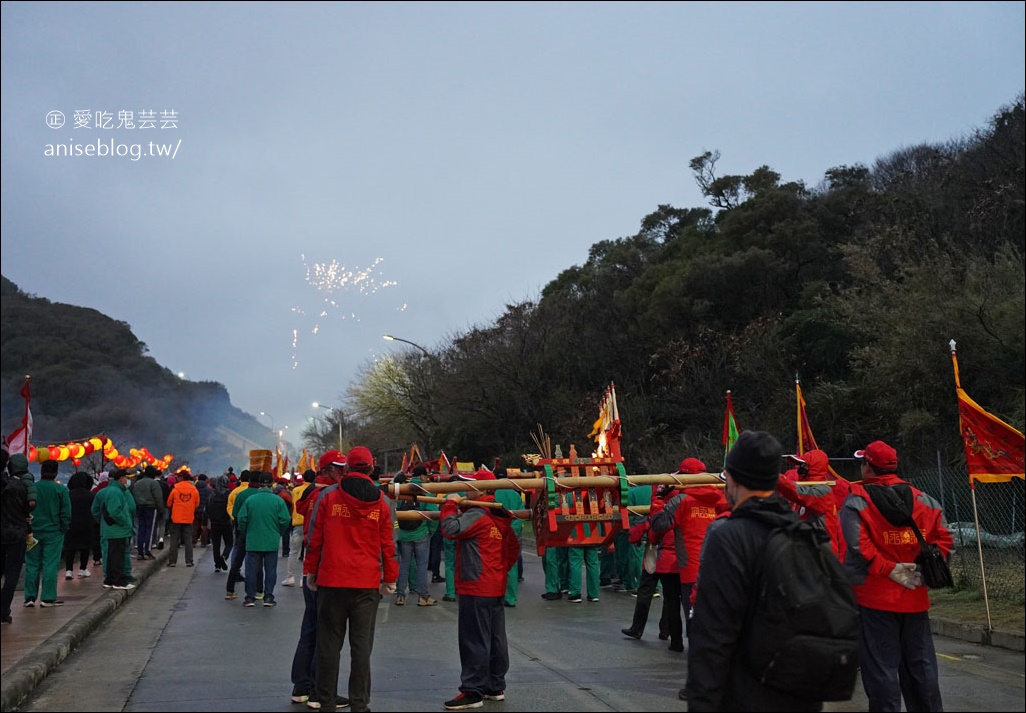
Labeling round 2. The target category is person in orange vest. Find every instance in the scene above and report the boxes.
[166,469,199,567]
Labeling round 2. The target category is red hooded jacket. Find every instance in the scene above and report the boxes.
[440,494,519,597]
[303,472,398,588]
[840,473,953,613]
[649,485,728,584]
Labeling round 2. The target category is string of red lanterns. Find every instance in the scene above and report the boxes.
[27,435,173,471]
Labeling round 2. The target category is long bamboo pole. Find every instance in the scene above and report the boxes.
[393,480,833,521]
[387,474,836,499]
[387,472,725,499]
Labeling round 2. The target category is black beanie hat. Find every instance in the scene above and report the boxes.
[724,430,782,490]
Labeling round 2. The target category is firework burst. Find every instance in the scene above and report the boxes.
[290,254,405,369]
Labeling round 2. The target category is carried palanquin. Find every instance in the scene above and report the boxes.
[387,383,721,553]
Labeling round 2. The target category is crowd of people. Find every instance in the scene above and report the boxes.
[1,430,956,712]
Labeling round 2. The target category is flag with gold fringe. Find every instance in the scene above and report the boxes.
[950,341,1024,482]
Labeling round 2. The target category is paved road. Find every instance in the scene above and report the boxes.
[3,543,1024,712]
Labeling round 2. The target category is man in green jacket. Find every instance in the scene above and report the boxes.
[91,469,137,590]
[394,465,439,607]
[493,468,524,607]
[237,471,290,607]
[23,459,70,607]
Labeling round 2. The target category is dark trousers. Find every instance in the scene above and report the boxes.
[457,594,509,696]
[192,511,209,546]
[105,536,130,586]
[167,522,194,566]
[656,572,683,650]
[628,567,668,637]
[136,506,157,556]
[226,528,259,593]
[291,576,319,693]
[209,521,233,570]
[428,529,443,575]
[315,586,380,712]
[681,581,695,637]
[858,606,943,712]
[281,524,293,556]
[90,521,102,563]
[64,548,89,571]
[1,540,27,619]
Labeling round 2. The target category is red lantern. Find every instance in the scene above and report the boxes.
[28,445,38,461]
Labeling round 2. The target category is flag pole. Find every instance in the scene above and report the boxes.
[951,339,993,632]
[795,374,803,454]
[968,481,993,631]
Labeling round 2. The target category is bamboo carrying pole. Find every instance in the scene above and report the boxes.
[390,478,835,521]
[387,472,725,500]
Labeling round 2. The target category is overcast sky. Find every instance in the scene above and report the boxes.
[2,1,1023,454]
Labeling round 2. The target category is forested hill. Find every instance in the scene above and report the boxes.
[0,275,271,474]
[345,94,1024,475]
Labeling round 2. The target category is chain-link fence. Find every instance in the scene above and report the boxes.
[906,466,1025,602]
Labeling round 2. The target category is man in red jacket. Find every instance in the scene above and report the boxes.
[441,470,519,710]
[840,440,953,713]
[305,446,397,713]
[777,449,848,561]
[648,457,727,645]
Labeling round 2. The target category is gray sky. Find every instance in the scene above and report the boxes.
[2,1,1024,454]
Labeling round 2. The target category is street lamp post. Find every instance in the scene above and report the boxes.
[259,411,275,432]
[313,402,343,451]
[382,333,429,357]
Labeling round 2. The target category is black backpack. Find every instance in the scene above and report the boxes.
[744,519,860,701]
[396,497,423,531]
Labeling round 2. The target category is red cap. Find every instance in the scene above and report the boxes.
[675,457,706,474]
[318,449,347,471]
[458,469,496,482]
[854,441,898,471]
[345,446,374,468]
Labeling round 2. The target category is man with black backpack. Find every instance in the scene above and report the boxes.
[685,430,859,711]
[840,440,953,712]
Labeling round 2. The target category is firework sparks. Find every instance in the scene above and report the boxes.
[290,255,405,369]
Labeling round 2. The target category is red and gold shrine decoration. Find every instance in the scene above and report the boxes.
[28,434,174,471]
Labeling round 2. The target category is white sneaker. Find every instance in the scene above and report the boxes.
[282,576,296,587]
[65,570,74,580]
[78,569,91,578]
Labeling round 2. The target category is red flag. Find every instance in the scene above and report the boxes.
[6,377,32,456]
[722,390,739,465]
[951,344,1025,482]
[795,378,844,481]
[795,380,819,454]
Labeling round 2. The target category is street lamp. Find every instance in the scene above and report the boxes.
[382,333,429,357]
[313,402,344,451]
[259,411,275,432]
